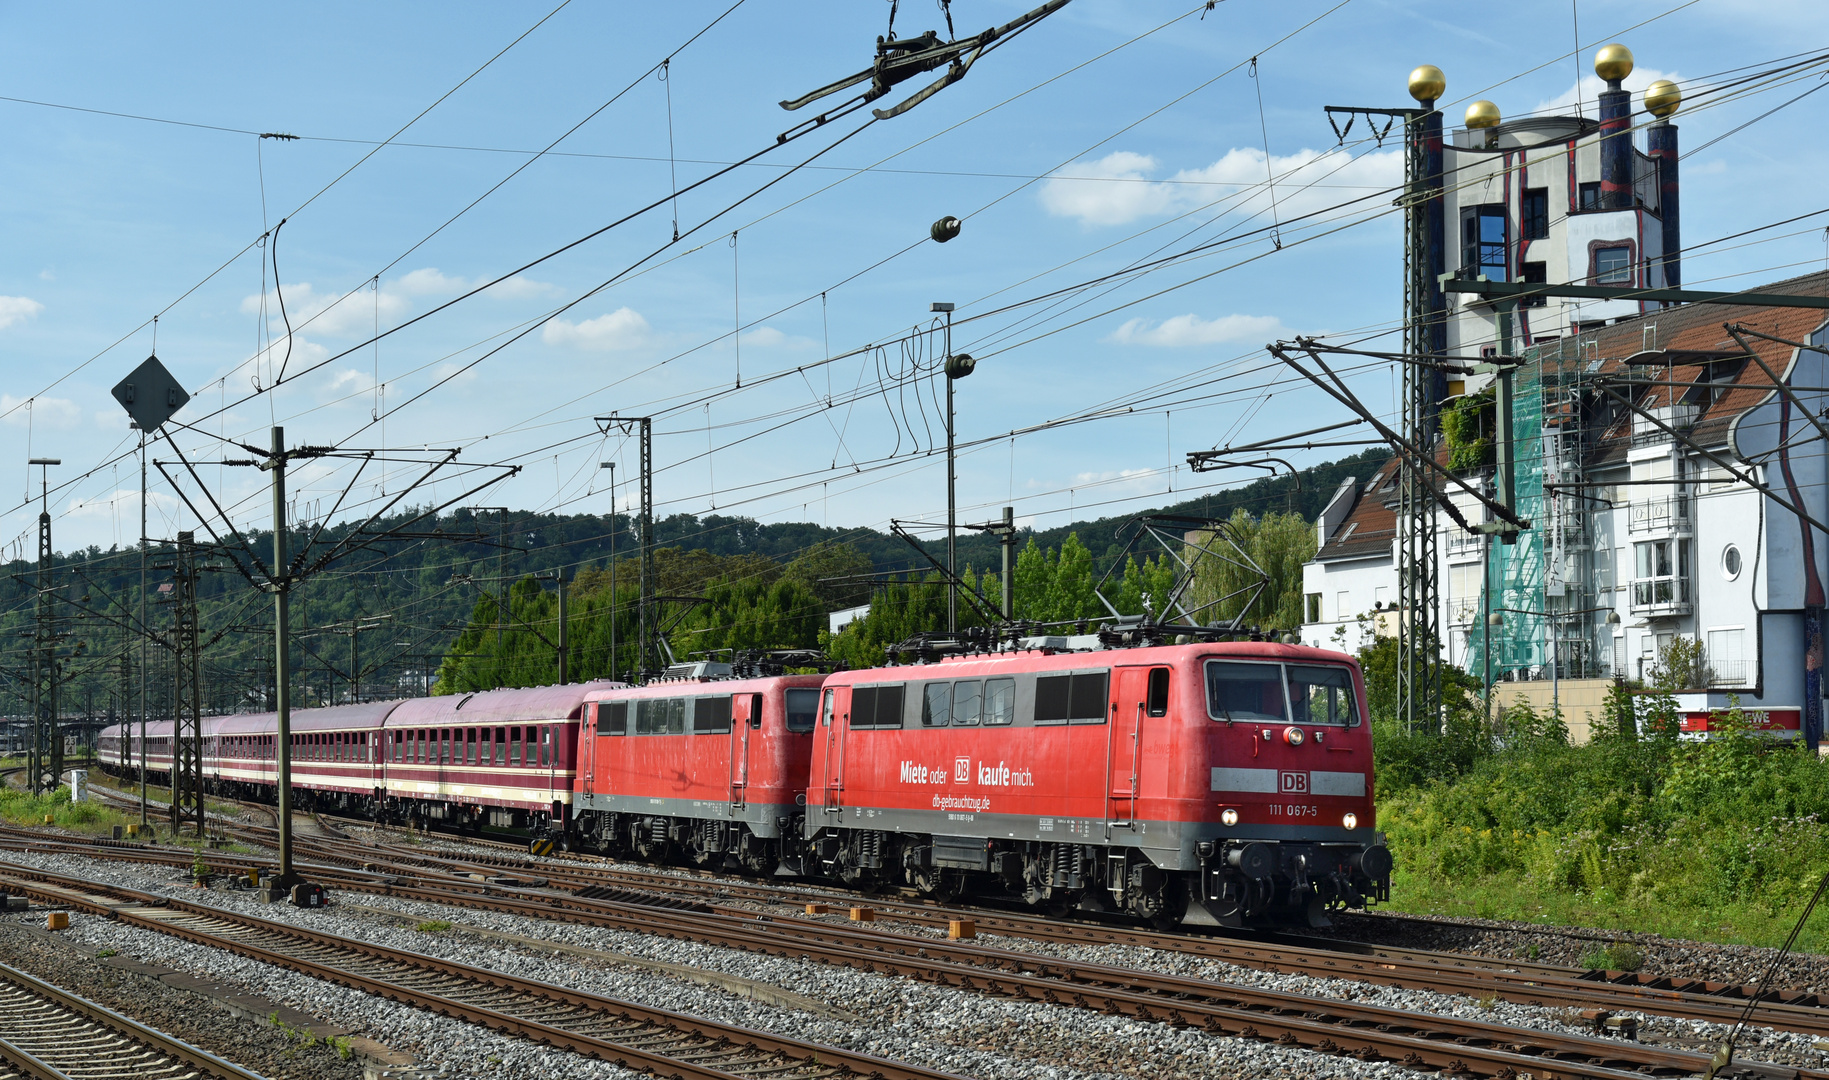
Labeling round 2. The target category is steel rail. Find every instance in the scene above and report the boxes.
[0,863,961,1080]
[0,853,1799,1080]
[0,957,268,1080]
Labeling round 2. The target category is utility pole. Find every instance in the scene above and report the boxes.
[267,426,297,888]
[168,531,204,835]
[966,506,1017,621]
[595,416,652,679]
[601,460,616,682]
[27,458,62,795]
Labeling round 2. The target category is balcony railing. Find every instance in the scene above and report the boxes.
[1446,530,1484,556]
[1628,495,1692,535]
[1631,403,1697,446]
[1630,574,1692,614]
[1447,597,1480,626]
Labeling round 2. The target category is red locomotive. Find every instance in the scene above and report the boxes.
[572,668,826,871]
[801,639,1388,926]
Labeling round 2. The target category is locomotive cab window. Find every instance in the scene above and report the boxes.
[820,688,835,728]
[1205,661,1289,723]
[1287,665,1360,726]
[785,688,819,733]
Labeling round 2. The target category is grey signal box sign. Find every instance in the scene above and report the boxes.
[111,355,190,432]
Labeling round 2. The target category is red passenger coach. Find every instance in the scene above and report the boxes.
[572,670,826,871]
[806,640,1391,926]
[381,681,618,832]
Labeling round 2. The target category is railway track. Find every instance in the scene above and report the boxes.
[0,956,266,1080]
[0,842,1812,1079]
[0,862,966,1080]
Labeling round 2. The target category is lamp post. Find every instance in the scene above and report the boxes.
[933,302,976,634]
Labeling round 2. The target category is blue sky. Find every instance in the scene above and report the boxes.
[2,1,1826,559]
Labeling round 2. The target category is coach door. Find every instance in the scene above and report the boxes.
[729,693,761,811]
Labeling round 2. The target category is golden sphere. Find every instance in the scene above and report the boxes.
[1594,43,1634,84]
[1465,100,1502,129]
[1407,64,1446,104]
[1644,79,1681,118]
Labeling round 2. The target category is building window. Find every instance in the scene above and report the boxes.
[1461,204,1507,280]
[1631,538,1691,609]
[1522,187,1549,239]
[1595,245,1633,285]
[1336,591,1351,619]
[1706,627,1745,686]
[1722,544,1742,580]
[1578,181,1600,210]
[1305,592,1322,623]
[1521,261,1547,307]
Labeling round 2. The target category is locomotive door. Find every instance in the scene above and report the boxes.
[729,693,761,811]
[1107,666,1166,831]
[820,687,843,813]
[580,705,596,797]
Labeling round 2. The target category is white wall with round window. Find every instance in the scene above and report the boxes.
[1722,544,1743,580]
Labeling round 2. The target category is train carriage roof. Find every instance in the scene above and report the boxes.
[386,680,623,727]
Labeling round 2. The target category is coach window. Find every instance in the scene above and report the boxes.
[921,683,951,727]
[466,727,478,765]
[442,728,453,764]
[510,727,523,766]
[599,703,627,736]
[983,679,1016,725]
[785,688,819,733]
[952,680,983,726]
[540,726,552,766]
[1286,665,1360,726]
[1204,661,1289,724]
[1146,668,1171,717]
[481,726,493,764]
[495,727,507,762]
[693,696,733,734]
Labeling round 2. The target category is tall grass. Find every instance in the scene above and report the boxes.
[1377,688,1829,950]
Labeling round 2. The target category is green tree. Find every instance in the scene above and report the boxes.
[1186,509,1316,630]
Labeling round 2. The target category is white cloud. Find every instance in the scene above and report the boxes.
[739,326,814,349]
[0,295,45,330]
[1039,146,1402,228]
[541,307,653,351]
[1531,66,1678,117]
[241,282,408,337]
[1108,313,1288,347]
[394,267,553,299]
[237,267,555,340]
[36,269,54,282]
[1,394,81,428]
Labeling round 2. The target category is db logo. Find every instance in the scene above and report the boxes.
[1280,771,1309,794]
[955,757,971,783]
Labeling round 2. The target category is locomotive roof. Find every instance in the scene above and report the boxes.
[823,639,1355,682]
[581,672,826,701]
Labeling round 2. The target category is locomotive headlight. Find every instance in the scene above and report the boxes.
[1283,726,1305,746]
[1342,812,1359,830]
[1221,807,1240,827]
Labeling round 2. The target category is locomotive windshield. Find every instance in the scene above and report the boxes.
[1205,660,1361,725]
[784,689,819,733]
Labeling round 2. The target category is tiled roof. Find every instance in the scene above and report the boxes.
[1533,269,1829,469]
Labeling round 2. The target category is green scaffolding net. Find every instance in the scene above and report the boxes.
[1463,361,1546,684]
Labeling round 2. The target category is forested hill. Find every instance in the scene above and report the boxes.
[0,446,1385,715]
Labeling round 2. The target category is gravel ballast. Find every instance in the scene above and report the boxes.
[1,846,1441,1080]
